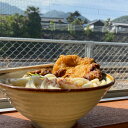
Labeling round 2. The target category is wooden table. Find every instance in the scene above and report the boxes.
[0,100,128,128]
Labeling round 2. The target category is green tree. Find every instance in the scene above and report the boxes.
[0,14,29,37]
[67,14,74,23]
[72,11,80,18]
[67,11,81,24]
[84,25,92,37]
[0,15,13,36]
[72,18,84,25]
[105,18,112,27]
[25,6,42,38]
[11,14,28,37]
[104,32,115,42]
[50,20,55,31]
[103,18,112,32]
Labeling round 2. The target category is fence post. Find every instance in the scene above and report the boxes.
[53,23,56,31]
[68,24,70,31]
[85,43,94,58]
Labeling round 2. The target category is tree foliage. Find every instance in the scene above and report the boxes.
[72,18,84,25]
[67,11,80,23]
[84,25,92,37]
[11,14,28,37]
[67,11,86,25]
[104,31,115,42]
[0,15,12,36]
[103,18,112,32]
[25,6,42,38]
[104,18,114,42]
[0,6,42,38]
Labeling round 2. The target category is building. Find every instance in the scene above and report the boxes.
[111,23,128,33]
[41,17,65,24]
[40,16,67,30]
[84,20,105,32]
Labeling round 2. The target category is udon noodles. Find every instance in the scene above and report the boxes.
[2,73,112,89]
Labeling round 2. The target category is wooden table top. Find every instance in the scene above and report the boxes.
[0,100,128,128]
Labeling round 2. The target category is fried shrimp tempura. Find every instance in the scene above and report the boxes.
[52,55,102,80]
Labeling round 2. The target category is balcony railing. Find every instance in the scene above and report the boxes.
[0,37,128,91]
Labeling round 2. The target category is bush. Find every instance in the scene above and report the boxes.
[84,25,92,37]
[104,32,115,42]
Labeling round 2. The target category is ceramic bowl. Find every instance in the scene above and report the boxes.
[0,64,115,128]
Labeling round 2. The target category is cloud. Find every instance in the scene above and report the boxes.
[0,0,128,19]
[1,0,128,12]
[52,0,128,12]
[1,0,128,11]
[50,0,128,20]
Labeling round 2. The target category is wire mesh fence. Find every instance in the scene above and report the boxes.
[0,37,128,90]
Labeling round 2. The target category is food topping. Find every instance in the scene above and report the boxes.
[52,55,102,80]
[3,55,112,89]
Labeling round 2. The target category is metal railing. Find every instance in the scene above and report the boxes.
[42,23,84,31]
[42,23,128,33]
[0,37,128,90]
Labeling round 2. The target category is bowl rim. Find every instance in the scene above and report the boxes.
[0,74,115,93]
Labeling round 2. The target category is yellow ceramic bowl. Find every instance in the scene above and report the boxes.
[0,64,115,128]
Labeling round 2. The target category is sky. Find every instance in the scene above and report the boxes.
[0,0,128,20]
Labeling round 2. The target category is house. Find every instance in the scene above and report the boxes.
[41,17,65,24]
[84,20,104,32]
[40,16,67,30]
[0,14,9,16]
[40,16,66,26]
[111,22,128,33]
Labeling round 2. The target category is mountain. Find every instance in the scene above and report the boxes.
[113,16,128,23]
[43,10,69,19]
[42,10,89,23]
[0,2,24,15]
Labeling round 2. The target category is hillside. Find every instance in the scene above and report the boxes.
[42,10,89,23]
[0,2,23,15]
[113,15,128,23]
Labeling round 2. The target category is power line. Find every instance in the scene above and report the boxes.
[52,3,128,13]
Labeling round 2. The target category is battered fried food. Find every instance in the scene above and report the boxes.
[28,68,52,76]
[52,55,102,80]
